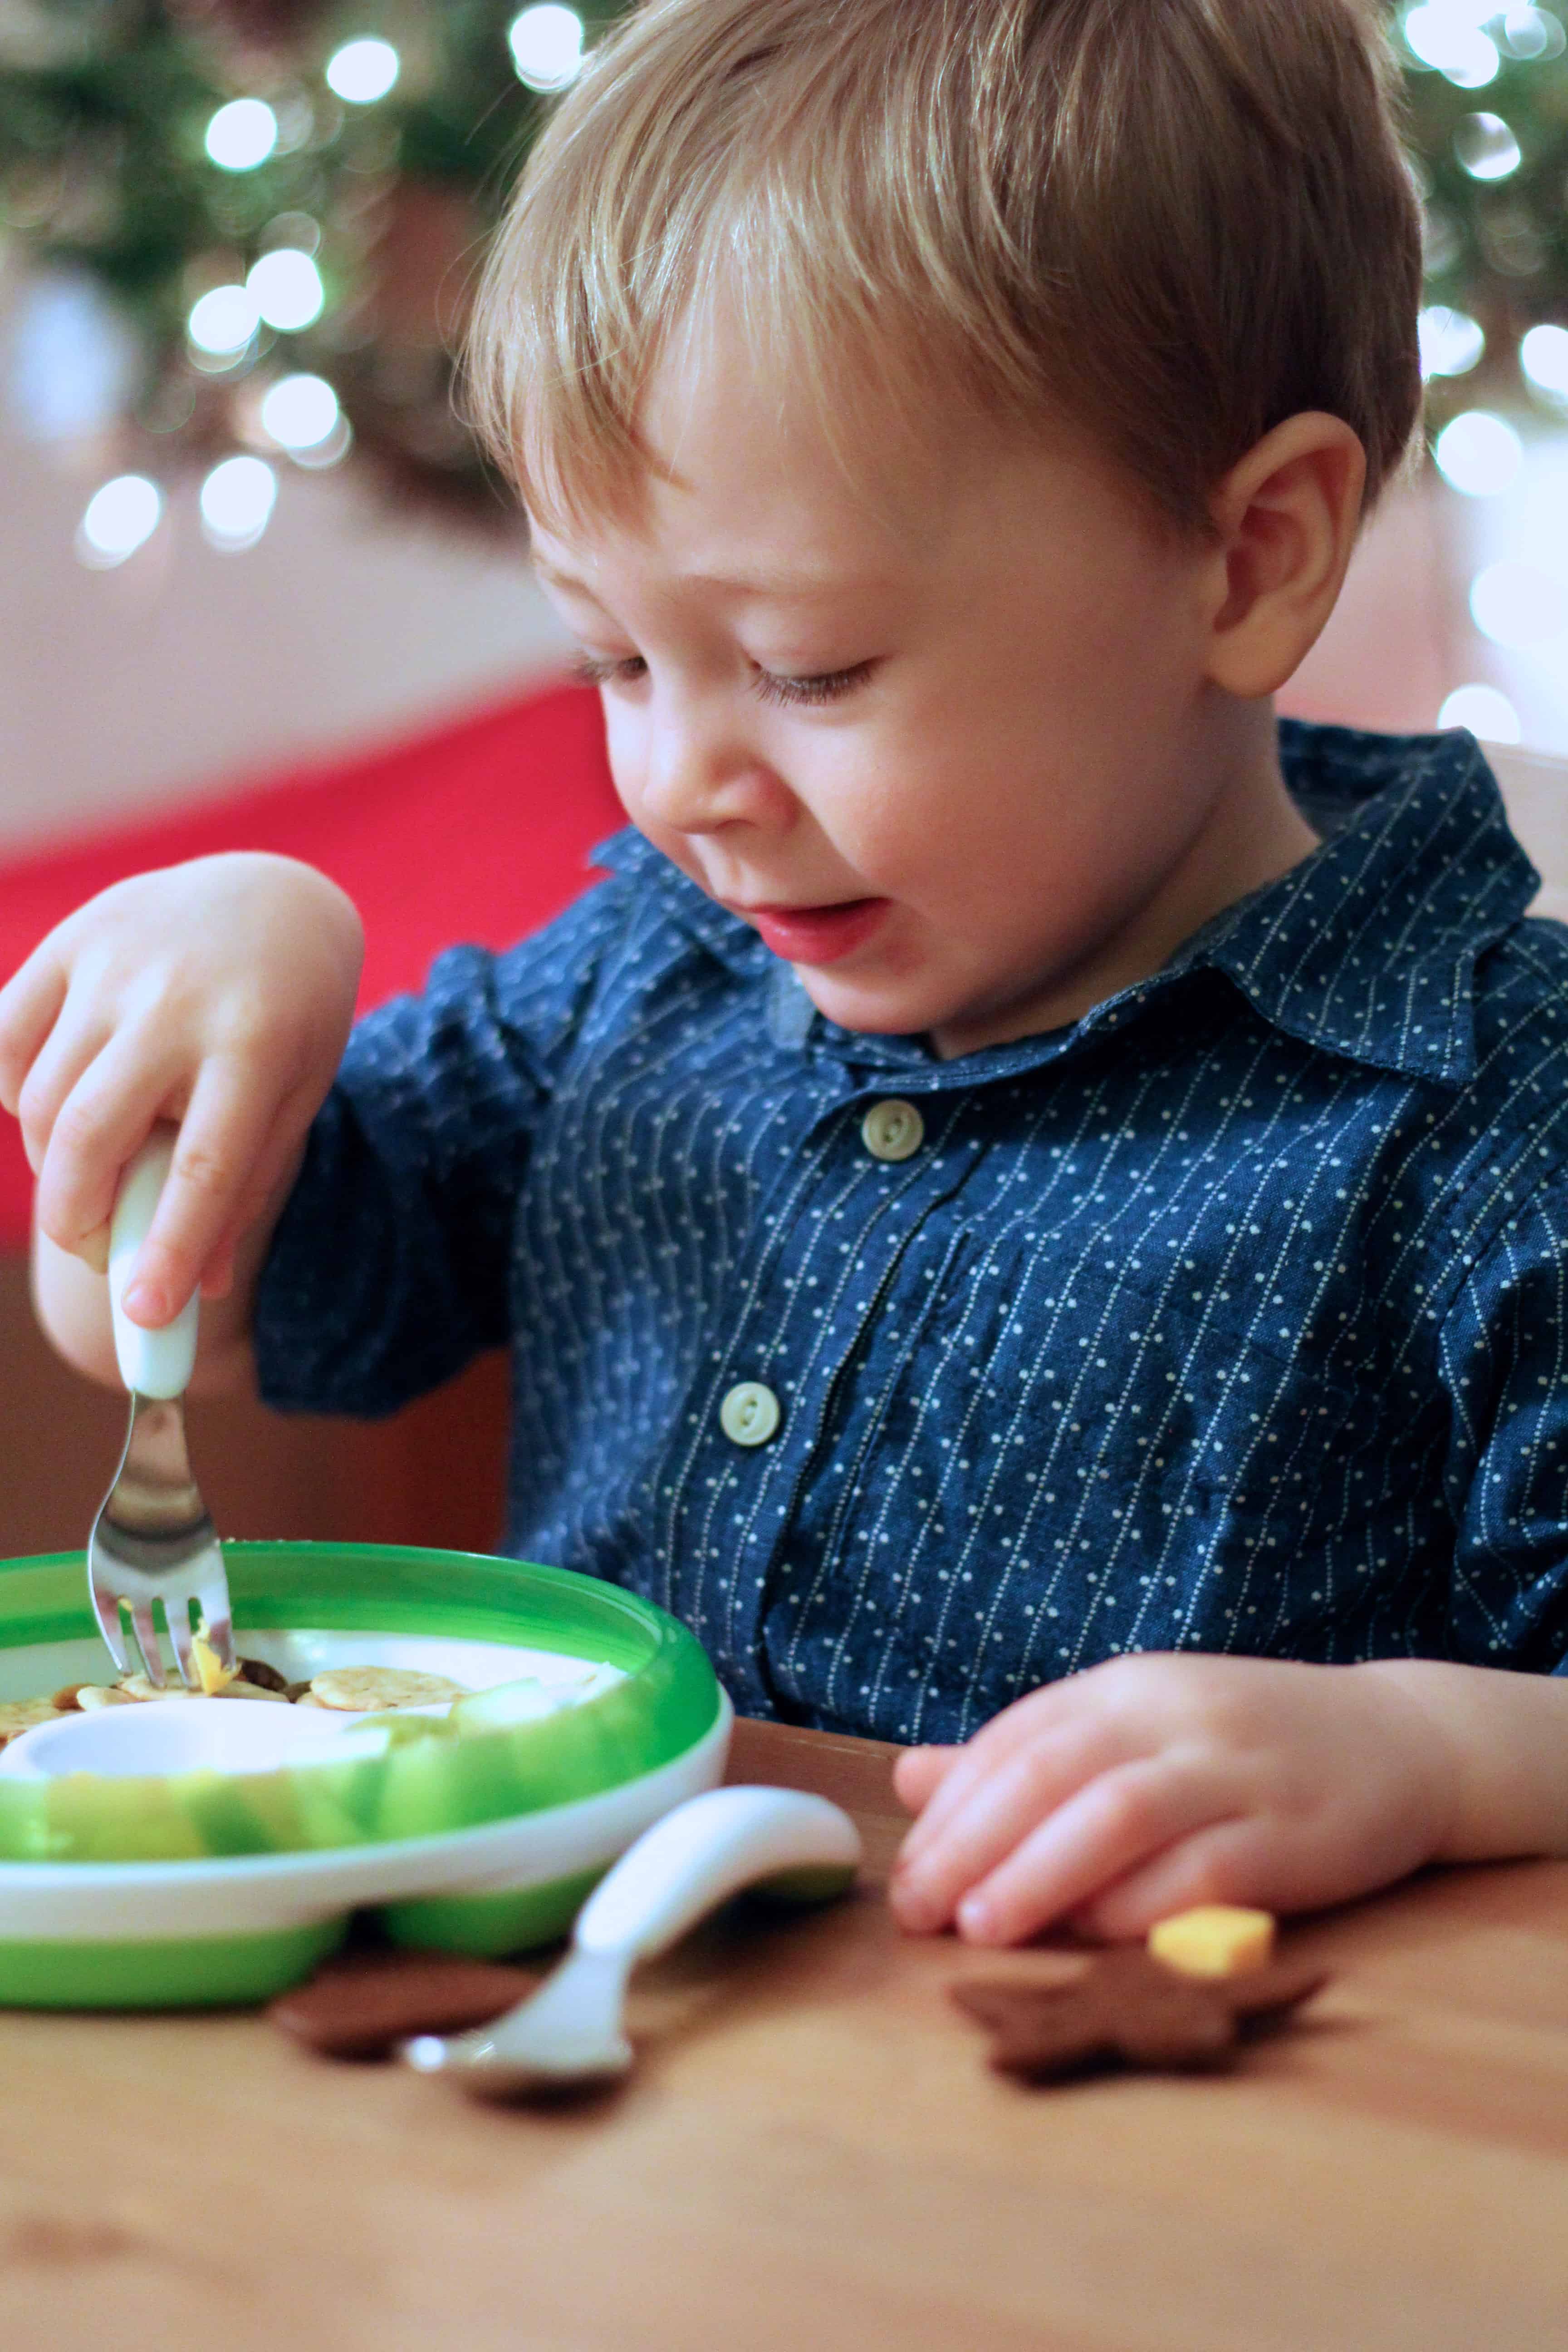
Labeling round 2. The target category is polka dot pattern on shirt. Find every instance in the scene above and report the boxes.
[256,722,1568,1740]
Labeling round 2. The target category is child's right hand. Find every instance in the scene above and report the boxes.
[0,853,363,1333]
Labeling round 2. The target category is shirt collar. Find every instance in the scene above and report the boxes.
[1186,721,1537,1086]
[592,722,1538,1090]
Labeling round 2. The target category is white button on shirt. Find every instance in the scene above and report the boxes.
[861,1098,925,1162]
[720,1381,782,1447]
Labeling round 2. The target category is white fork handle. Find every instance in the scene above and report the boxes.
[572,1784,861,1964]
[108,1129,199,1401]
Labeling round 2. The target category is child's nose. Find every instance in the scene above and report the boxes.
[638,704,789,837]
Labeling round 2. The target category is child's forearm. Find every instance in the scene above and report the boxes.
[1358,1657,1568,1864]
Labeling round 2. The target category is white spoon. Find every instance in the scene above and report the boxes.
[401,1783,861,2097]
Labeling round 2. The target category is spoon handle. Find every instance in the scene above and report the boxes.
[109,1127,200,1400]
[573,1784,861,1965]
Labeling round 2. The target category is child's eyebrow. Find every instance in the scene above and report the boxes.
[531,556,882,604]
[682,568,870,601]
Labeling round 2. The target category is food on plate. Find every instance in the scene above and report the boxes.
[1147,1904,1277,1979]
[237,1659,291,1694]
[0,1656,474,1734]
[0,1656,621,1753]
[308,1668,470,1713]
[0,1699,62,1750]
[191,1623,241,1696]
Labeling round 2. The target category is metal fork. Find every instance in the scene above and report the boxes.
[88,1129,235,1690]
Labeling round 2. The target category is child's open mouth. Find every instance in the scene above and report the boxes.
[739,899,890,965]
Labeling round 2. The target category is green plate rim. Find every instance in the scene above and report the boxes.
[0,1543,721,1866]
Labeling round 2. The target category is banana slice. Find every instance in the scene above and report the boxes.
[309,1668,469,1713]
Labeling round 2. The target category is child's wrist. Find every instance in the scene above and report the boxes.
[1354,1657,1568,1864]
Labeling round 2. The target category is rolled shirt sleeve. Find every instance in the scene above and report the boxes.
[253,880,621,1418]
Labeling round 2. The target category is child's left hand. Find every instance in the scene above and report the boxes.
[889,1653,1459,1944]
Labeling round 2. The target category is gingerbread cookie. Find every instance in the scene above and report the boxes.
[953,1945,1328,2082]
[268,1949,539,2060]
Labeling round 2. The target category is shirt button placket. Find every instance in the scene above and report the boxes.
[861,1098,925,1163]
[720,1380,782,1447]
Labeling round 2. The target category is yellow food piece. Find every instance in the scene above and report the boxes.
[191,1625,240,1697]
[1148,1905,1277,1979]
[309,1667,469,1713]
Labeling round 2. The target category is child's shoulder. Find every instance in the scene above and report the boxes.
[1466,902,1568,1152]
[1267,722,1568,1221]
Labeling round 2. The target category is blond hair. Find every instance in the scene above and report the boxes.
[467,0,1423,537]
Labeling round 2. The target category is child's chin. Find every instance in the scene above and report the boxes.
[796,974,941,1038]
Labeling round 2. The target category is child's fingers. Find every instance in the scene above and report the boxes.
[119,1059,279,1326]
[891,1719,1123,1931]
[894,1684,1093,1869]
[1066,1816,1266,1942]
[13,1002,114,1176]
[0,948,68,1119]
[198,1236,238,1301]
[33,1030,181,1260]
[189,1101,314,1305]
[891,1744,958,1812]
[948,1755,1241,1946]
[30,1027,175,1252]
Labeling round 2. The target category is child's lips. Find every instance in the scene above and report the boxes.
[736,898,890,965]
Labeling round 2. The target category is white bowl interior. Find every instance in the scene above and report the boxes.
[0,1696,389,1781]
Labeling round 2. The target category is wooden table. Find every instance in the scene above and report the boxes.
[2,1718,1566,2352]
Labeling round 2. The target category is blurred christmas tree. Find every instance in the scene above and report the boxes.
[0,1,1564,558]
[1405,5,1568,426]
[0,0,637,546]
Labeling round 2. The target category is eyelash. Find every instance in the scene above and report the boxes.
[569,654,873,709]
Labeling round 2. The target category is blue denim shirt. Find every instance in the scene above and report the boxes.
[256,721,1568,1739]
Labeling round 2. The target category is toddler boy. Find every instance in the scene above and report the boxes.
[5,0,1568,1948]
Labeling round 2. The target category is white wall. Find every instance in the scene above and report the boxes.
[0,339,573,855]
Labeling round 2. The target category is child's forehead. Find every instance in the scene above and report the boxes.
[535,308,950,548]
[527,298,1145,589]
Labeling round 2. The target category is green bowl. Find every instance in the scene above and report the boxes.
[0,1543,730,2007]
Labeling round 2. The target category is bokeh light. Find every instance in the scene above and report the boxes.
[1454,112,1523,180]
[1418,305,1485,380]
[186,284,258,357]
[1403,7,1501,85]
[1521,324,1568,403]
[508,5,586,91]
[204,98,279,172]
[1499,6,1567,61]
[76,475,163,568]
[199,455,278,551]
[246,249,325,332]
[1438,684,1523,743]
[325,39,401,103]
[1434,410,1524,497]
[260,372,340,450]
[1470,559,1568,647]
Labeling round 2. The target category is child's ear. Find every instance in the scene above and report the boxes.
[1200,413,1367,700]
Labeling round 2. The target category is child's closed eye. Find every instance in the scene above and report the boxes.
[570,652,647,691]
[569,651,876,707]
[751,660,877,709]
